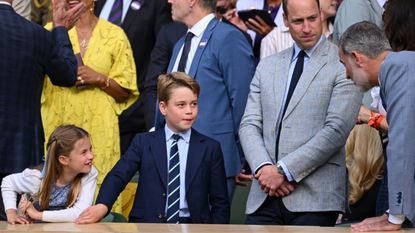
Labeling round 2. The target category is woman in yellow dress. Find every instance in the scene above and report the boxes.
[41,0,138,214]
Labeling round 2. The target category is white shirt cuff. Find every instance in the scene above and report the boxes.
[278,161,293,182]
[386,210,405,224]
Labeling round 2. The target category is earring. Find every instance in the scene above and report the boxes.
[188,7,192,12]
[91,0,96,11]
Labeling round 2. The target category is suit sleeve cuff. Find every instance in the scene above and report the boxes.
[277,161,293,182]
[386,210,405,224]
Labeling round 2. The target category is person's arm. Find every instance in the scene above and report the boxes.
[38,166,98,222]
[1,170,41,213]
[45,0,85,88]
[239,62,277,190]
[209,141,231,224]
[220,29,255,163]
[75,31,138,103]
[75,134,144,224]
[357,105,389,134]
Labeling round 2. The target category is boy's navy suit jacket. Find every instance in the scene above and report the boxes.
[96,128,230,223]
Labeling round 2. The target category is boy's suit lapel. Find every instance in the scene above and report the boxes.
[185,129,206,193]
[150,130,168,188]
[188,18,217,79]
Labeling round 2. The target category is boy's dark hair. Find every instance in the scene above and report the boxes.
[157,72,200,104]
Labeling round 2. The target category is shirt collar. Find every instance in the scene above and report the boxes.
[292,34,324,61]
[0,1,11,6]
[188,13,215,37]
[164,125,191,143]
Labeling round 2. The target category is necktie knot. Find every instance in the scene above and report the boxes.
[298,50,306,59]
[173,134,181,142]
[185,32,195,41]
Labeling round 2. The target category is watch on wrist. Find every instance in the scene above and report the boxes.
[277,163,286,177]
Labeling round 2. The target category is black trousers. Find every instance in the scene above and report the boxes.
[246,196,339,226]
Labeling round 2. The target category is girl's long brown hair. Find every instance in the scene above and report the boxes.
[28,125,90,211]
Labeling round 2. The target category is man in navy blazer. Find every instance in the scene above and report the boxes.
[155,0,255,198]
[75,72,229,224]
[0,0,84,221]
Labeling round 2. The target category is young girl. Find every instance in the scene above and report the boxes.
[1,125,98,224]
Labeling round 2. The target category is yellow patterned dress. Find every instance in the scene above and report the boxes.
[42,19,139,214]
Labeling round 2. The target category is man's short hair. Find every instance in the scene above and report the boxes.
[157,72,201,104]
[339,21,391,59]
[199,0,217,13]
[283,0,320,17]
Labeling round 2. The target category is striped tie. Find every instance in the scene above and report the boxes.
[177,32,195,72]
[108,0,123,26]
[167,134,181,224]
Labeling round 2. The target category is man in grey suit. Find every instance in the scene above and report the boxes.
[239,0,361,226]
[339,21,415,232]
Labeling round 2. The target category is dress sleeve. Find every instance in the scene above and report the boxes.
[106,29,139,115]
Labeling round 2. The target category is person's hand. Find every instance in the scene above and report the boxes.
[5,209,33,225]
[76,66,106,87]
[274,179,298,197]
[235,169,253,187]
[19,200,41,220]
[226,9,248,32]
[52,0,85,30]
[74,204,108,224]
[255,164,284,196]
[357,105,371,124]
[351,214,401,232]
[246,15,274,37]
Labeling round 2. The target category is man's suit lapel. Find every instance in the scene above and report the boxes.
[168,37,186,73]
[188,18,218,79]
[283,37,328,119]
[150,130,168,188]
[122,3,143,31]
[185,129,206,193]
[273,48,293,121]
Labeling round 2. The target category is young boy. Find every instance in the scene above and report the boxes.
[74,72,230,224]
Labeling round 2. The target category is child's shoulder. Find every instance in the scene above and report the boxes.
[21,168,42,178]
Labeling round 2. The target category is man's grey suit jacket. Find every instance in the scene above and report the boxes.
[239,36,362,214]
[379,51,415,225]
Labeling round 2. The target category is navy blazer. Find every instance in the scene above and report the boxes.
[96,128,230,223]
[155,18,255,178]
[0,4,77,174]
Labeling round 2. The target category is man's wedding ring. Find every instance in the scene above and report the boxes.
[80,80,84,84]
[77,76,82,81]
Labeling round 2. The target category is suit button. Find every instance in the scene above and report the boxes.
[158,214,162,219]
[162,193,166,198]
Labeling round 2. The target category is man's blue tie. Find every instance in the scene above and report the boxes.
[167,134,181,224]
[275,50,306,160]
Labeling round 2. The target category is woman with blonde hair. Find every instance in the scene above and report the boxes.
[342,125,384,222]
